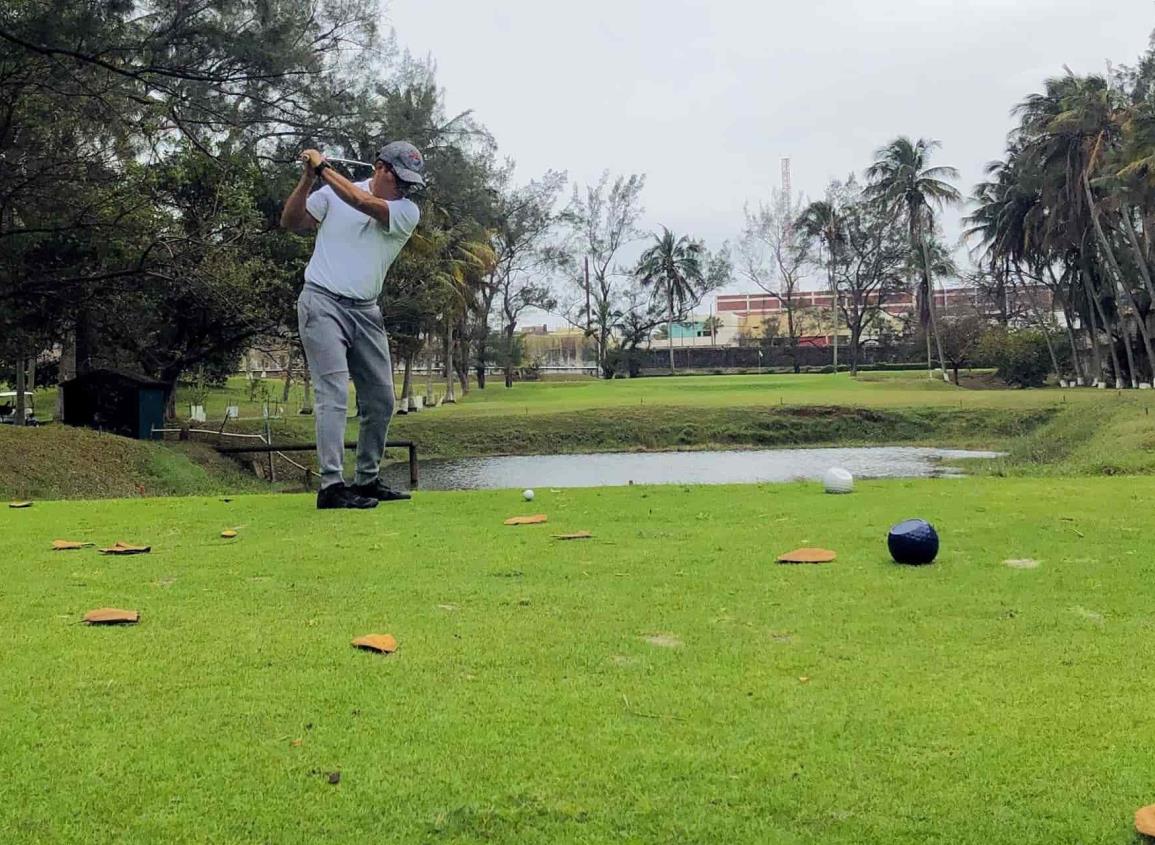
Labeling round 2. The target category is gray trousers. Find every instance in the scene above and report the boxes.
[297,284,396,489]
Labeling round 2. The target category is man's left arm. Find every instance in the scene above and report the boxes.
[312,159,392,228]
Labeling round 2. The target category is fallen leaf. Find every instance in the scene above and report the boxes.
[52,540,94,551]
[8,501,32,509]
[220,530,238,539]
[352,634,398,654]
[84,608,140,625]
[554,531,593,541]
[290,739,303,748]
[777,548,837,564]
[1136,805,1155,837]
[799,676,811,683]
[99,542,151,555]
[504,514,548,526]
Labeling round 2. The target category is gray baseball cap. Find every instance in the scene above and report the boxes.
[377,141,426,187]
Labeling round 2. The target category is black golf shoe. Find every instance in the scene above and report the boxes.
[317,484,378,510]
[350,478,412,502]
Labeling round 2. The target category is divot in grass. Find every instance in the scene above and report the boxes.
[1004,558,1040,569]
[1071,606,1105,625]
[644,634,682,648]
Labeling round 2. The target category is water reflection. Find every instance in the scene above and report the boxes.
[383,446,1001,491]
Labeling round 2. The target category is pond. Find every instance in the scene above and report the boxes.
[382,446,1002,491]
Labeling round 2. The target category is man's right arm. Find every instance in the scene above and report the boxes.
[280,169,318,232]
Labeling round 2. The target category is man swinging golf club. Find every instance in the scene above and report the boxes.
[280,142,425,509]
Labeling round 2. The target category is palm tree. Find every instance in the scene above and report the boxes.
[798,198,848,370]
[965,151,1088,384]
[866,137,962,382]
[702,315,725,346]
[409,218,497,403]
[635,227,708,374]
[1015,73,1145,385]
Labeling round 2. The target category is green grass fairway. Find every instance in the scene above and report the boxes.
[93,371,1155,426]
[4,479,1155,843]
[402,372,1155,417]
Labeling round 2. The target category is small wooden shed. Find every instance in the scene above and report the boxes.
[61,369,168,440]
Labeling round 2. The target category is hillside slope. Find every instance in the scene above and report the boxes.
[0,426,266,501]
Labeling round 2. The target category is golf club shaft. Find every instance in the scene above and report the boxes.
[324,155,374,168]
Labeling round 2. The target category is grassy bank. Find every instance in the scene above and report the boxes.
[979,400,1155,476]
[4,479,1155,843]
[0,426,267,501]
[385,404,1052,459]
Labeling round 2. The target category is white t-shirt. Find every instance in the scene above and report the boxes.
[304,180,420,300]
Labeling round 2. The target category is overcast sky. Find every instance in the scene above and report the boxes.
[388,0,1153,299]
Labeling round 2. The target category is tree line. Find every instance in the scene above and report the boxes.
[0,0,732,423]
[4,5,1155,426]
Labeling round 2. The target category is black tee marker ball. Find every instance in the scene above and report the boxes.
[888,519,939,565]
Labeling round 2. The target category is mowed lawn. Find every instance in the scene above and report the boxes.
[50,371,1151,424]
[408,372,1155,417]
[3,479,1155,843]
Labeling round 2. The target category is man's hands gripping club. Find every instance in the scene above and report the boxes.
[280,149,394,231]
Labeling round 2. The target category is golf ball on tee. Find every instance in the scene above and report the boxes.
[523,489,535,502]
[823,467,854,494]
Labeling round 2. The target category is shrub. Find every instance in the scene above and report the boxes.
[978,328,1051,387]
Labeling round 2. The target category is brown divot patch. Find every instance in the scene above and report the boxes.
[1004,558,1040,570]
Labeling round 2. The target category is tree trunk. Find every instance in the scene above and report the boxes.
[504,324,515,388]
[831,295,839,373]
[920,237,950,383]
[667,289,676,375]
[1060,302,1084,384]
[74,306,96,375]
[1120,316,1139,388]
[455,325,470,395]
[1047,265,1084,383]
[1121,212,1155,304]
[786,307,800,374]
[476,331,488,389]
[1087,182,1152,384]
[424,336,435,404]
[1082,261,1122,386]
[398,355,412,414]
[1080,264,1104,384]
[282,347,294,403]
[1039,323,1062,383]
[302,367,312,411]
[827,261,839,372]
[14,354,27,426]
[850,321,862,376]
[443,319,456,404]
[58,330,77,420]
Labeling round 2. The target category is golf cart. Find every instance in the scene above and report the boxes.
[0,391,41,426]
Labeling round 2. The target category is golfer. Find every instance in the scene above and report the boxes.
[280,142,425,509]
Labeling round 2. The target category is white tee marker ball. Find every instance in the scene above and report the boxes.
[823,468,854,494]
[523,489,535,502]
